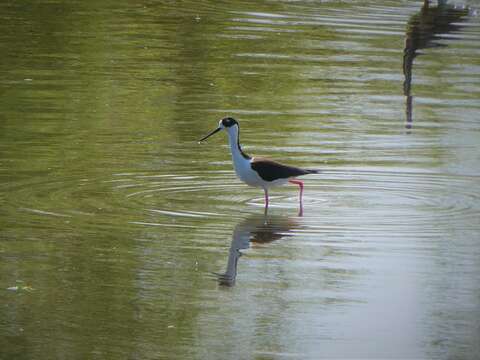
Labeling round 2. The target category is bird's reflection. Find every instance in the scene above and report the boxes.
[403,0,469,129]
[216,213,298,286]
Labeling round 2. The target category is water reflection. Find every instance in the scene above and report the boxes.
[403,0,469,128]
[1,0,479,358]
[216,214,298,286]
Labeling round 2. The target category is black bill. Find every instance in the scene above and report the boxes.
[198,127,222,143]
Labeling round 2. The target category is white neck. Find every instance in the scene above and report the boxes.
[227,126,247,156]
[226,126,251,174]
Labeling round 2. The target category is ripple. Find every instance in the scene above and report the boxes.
[3,166,478,240]
[107,168,480,238]
[20,207,72,218]
[147,209,224,218]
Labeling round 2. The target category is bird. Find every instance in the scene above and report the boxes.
[198,117,318,214]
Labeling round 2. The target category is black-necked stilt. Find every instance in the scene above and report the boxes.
[199,117,318,213]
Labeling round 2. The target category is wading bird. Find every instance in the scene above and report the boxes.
[199,117,318,214]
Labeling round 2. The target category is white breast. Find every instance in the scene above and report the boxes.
[231,154,263,187]
[226,125,289,188]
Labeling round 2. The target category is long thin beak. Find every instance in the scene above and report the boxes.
[198,127,222,143]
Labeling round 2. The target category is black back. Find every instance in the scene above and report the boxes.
[251,158,317,182]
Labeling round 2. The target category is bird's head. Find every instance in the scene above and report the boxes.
[198,117,239,143]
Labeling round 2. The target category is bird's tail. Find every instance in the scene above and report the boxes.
[305,169,320,174]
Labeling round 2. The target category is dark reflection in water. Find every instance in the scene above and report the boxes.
[403,0,469,128]
[216,214,298,286]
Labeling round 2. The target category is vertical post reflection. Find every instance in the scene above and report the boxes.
[403,0,469,129]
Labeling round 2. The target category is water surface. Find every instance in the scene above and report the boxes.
[1,1,480,359]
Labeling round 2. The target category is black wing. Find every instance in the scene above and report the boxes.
[251,158,317,182]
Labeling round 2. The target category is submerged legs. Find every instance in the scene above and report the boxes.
[262,181,304,216]
[289,179,304,216]
[263,188,269,216]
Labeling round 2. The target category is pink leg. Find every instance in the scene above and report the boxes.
[262,188,269,216]
[289,179,304,216]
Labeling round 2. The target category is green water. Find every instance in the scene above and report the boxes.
[1,1,480,359]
